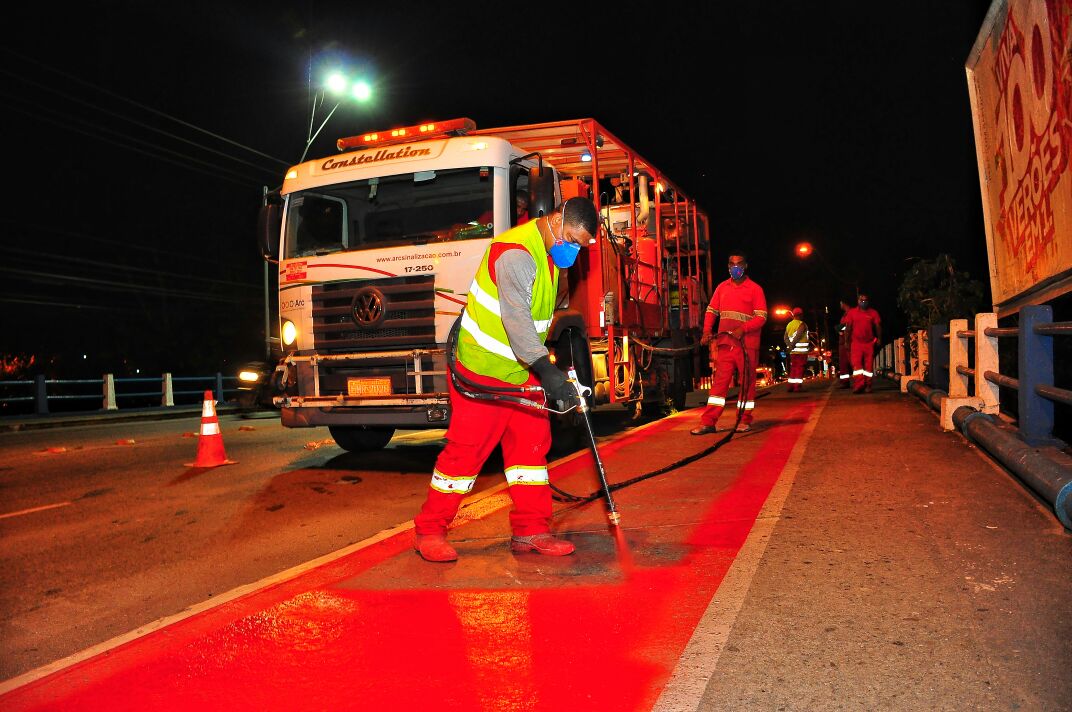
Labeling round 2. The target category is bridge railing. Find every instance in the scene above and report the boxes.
[875,305,1071,529]
[0,373,238,416]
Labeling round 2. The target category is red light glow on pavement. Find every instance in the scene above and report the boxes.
[2,405,816,712]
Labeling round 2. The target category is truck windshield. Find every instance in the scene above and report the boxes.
[284,167,494,258]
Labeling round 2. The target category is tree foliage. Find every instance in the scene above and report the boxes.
[896,254,986,330]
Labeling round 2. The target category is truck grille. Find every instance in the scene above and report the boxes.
[312,275,437,351]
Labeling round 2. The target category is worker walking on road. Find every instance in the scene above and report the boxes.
[784,307,809,392]
[691,251,768,435]
[843,292,882,393]
[412,198,598,563]
[837,298,853,388]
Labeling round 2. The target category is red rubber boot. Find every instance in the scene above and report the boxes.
[510,533,575,556]
[414,534,458,562]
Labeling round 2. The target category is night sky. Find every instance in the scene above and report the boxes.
[3,1,995,377]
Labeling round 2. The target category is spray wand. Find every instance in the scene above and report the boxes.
[567,366,621,526]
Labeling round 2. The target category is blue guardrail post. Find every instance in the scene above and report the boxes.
[1018,304,1054,445]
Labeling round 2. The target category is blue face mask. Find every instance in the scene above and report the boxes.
[549,211,582,268]
[729,265,746,280]
[550,238,581,268]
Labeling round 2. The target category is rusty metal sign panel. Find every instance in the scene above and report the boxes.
[965,0,1072,312]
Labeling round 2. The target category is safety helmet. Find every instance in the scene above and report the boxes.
[792,307,803,317]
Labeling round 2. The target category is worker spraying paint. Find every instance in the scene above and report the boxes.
[412,198,600,563]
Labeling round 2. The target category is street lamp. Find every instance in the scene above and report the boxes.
[771,305,792,320]
[300,70,373,162]
[793,241,857,295]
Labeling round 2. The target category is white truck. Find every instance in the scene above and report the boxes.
[257,118,715,451]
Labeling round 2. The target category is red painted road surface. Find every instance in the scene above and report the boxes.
[3,402,816,711]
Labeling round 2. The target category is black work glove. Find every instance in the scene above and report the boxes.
[531,356,580,409]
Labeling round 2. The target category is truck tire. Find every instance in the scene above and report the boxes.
[328,426,395,452]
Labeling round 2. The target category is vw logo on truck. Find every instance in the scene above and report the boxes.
[351,287,386,328]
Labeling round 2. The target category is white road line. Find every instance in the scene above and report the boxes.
[652,390,832,712]
[0,502,73,520]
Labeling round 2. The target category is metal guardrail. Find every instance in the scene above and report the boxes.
[874,305,1071,529]
[0,373,239,415]
[875,305,1071,445]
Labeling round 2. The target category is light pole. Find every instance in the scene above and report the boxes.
[795,242,849,376]
[258,68,373,360]
[299,71,373,163]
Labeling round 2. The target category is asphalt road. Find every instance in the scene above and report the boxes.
[0,405,649,680]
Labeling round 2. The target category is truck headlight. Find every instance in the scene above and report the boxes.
[238,370,261,383]
[281,320,298,346]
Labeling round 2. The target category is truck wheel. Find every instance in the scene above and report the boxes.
[328,426,395,452]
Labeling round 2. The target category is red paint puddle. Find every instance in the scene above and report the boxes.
[3,405,815,712]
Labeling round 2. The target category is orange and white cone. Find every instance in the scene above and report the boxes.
[184,390,237,467]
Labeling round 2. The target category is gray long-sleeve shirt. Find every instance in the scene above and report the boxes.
[495,248,551,366]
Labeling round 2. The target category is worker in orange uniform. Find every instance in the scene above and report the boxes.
[784,307,809,392]
[412,197,598,563]
[843,292,882,393]
[837,298,852,388]
[691,251,768,435]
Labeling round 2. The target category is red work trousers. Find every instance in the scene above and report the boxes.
[414,362,552,538]
[700,339,758,427]
[787,353,807,391]
[850,341,875,392]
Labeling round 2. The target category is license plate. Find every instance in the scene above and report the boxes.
[347,377,392,396]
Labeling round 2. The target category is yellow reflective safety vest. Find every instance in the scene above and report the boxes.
[785,318,810,353]
[456,220,558,384]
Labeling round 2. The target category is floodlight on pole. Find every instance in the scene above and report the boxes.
[300,71,373,163]
[351,80,372,102]
[325,72,348,95]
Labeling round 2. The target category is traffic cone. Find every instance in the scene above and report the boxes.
[185,391,237,467]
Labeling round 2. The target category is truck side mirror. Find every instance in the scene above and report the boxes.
[529,167,556,218]
[257,190,283,261]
